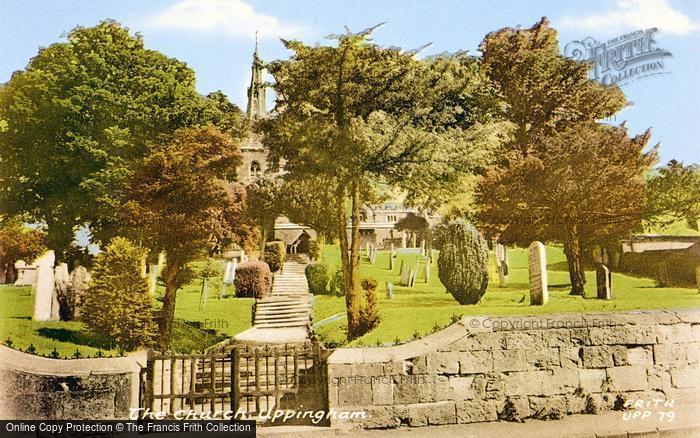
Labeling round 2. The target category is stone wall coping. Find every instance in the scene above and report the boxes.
[327,309,700,365]
[0,345,146,377]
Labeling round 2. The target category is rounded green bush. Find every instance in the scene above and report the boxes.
[437,219,489,305]
[305,262,330,295]
[263,241,286,272]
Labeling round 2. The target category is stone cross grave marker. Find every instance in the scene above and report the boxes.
[528,241,548,305]
[596,264,612,300]
[33,251,57,321]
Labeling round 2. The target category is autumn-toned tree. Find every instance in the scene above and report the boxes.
[394,213,429,246]
[475,18,636,295]
[480,17,626,156]
[262,27,507,338]
[476,122,656,295]
[120,126,250,349]
[0,219,46,282]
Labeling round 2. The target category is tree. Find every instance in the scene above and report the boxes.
[120,126,250,349]
[262,27,506,338]
[0,219,46,282]
[475,18,635,296]
[479,17,626,157]
[645,160,700,230]
[394,213,429,246]
[246,178,282,251]
[0,21,237,259]
[476,122,656,295]
[81,237,156,352]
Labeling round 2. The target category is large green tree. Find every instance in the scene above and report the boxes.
[262,27,507,338]
[0,21,238,258]
[645,160,700,230]
[120,126,253,349]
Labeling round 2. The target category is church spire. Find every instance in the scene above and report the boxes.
[246,31,267,122]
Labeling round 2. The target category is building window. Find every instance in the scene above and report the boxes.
[387,214,398,222]
[250,161,262,178]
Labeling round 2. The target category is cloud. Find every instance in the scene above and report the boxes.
[148,0,309,40]
[558,0,697,36]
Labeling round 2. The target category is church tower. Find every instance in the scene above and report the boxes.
[246,32,267,121]
[238,34,269,183]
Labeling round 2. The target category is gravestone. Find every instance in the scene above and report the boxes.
[495,242,508,287]
[424,257,431,283]
[528,241,548,305]
[54,263,72,320]
[32,251,57,321]
[386,282,394,299]
[223,261,234,284]
[420,240,426,257]
[148,265,159,295]
[596,264,612,300]
[70,266,90,319]
[408,269,416,288]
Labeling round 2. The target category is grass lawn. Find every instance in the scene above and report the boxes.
[313,244,700,347]
[0,258,253,357]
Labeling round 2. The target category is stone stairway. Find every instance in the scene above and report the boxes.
[252,254,312,330]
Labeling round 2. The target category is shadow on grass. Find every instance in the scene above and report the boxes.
[36,327,113,350]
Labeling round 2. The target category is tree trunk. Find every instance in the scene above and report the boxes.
[157,261,179,350]
[259,225,268,254]
[347,182,362,338]
[565,230,586,296]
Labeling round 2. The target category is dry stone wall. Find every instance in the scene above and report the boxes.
[326,310,700,429]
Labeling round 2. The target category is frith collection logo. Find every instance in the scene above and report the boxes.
[564,28,672,86]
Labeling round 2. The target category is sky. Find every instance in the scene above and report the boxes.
[1,0,698,165]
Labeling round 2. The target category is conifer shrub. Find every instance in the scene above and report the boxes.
[263,240,286,272]
[437,219,489,304]
[305,262,330,295]
[234,260,272,299]
[81,237,156,351]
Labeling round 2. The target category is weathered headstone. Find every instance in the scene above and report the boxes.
[386,282,394,299]
[528,241,548,305]
[223,261,234,284]
[54,263,72,320]
[495,242,508,287]
[420,239,426,256]
[32,251,56,321]
[408,269,416,288]
[70,266,91,319]
[596,264,612,300]
[424,256,431,283]
[148,265,159,295]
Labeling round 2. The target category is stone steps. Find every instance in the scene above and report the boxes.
[251,257,312,331]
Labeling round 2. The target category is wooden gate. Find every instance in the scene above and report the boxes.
[140,342,329,421]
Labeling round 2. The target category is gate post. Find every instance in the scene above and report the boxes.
[230,347,240,415]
